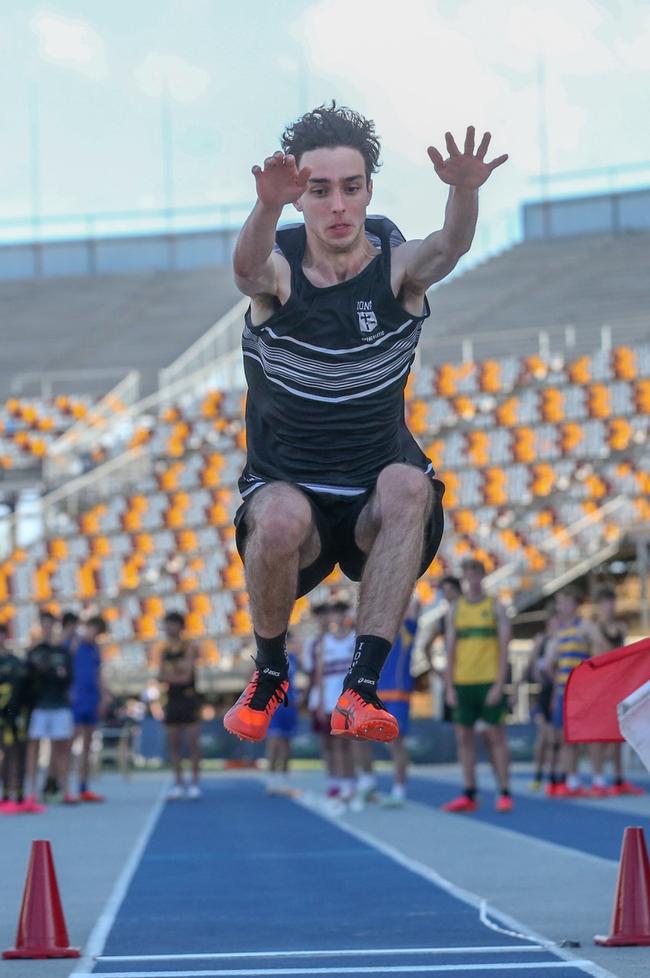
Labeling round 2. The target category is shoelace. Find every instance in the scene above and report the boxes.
[345,684,388,712]
[246,668,289,713]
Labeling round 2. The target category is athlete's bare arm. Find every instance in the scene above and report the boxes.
[393,127,508,302]
[233,152,311,307]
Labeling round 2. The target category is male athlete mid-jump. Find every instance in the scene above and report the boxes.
[224,103,507,743]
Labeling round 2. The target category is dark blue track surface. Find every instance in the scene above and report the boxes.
[89,779,589,977]
[407,775,650,862]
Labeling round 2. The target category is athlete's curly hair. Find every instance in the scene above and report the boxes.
[281,102,381,184]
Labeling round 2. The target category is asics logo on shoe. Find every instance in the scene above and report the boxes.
[356,678,376,686]
[262,668,281,677]
[335,705,355,727]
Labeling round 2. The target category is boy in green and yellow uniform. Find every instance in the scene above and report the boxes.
[443,558,512,813]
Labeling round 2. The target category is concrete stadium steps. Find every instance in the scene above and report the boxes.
[0,265,241,398]
[423,230,650,353]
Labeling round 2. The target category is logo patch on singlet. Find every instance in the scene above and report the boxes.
[357,299,378,334]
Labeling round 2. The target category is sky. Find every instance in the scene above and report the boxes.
[1,0,650,260]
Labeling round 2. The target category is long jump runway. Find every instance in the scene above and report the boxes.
[71,779,608,978]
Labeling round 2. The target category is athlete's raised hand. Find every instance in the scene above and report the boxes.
[252,151,312,208]
[427,127,508,190]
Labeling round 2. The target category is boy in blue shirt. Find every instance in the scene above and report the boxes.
[72,616,108,802]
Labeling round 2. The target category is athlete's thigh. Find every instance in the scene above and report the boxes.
[236,482,323,568]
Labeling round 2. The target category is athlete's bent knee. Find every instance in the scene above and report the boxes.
[376,464,431,520]
[247,486,313,554]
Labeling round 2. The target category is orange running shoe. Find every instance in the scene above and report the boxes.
[330,687,399,742]
[495,794,514,813]
[223,668,289,742]
[79,789,105,803]
[441,794,478,814]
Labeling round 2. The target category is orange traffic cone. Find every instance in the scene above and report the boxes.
[595,826,650,946]
[3,840,81,959]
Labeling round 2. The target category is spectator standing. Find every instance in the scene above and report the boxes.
[442,559,513,813]
[159,611,203,800]
[72,615,109,802]
[25,610,75,806]
[0,622,32,813]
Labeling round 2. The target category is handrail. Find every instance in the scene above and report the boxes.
[45,370,140,478]
[0,448,150,559]
[484,495,629,604]
[9,367,135,398]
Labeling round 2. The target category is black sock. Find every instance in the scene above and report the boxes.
[501,787,511,797]
[254,631,288,678]
[465,787,477,800]
[534,768,543,781]
[615,776,623,786]
[345,634,392,692]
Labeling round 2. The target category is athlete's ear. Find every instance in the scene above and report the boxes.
[293,199,303,213]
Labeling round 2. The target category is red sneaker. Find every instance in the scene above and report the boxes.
[330,688,398,742]
[495,794,514,813]
[79,789,105,803]
[19,796,46,814]
[611,780,645,796]
[223,668,289,742]
[545,783,559,798]
[0,799,20,815]
[441,794,479,813]
[555,783,587,798]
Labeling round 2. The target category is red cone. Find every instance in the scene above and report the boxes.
[595,827,650,946]
[3,840,80,959]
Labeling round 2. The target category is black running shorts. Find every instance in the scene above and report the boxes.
[234,471,445,599]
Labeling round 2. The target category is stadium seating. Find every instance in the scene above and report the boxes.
[1,337,648,678]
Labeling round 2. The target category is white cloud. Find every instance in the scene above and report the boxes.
[134,53,210,103]
[30,10,107,79]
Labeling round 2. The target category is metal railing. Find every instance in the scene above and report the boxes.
[484,495,631,610]
[9,367,136,399]
[0,447,151,559]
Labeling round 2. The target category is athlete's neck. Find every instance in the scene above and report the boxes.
[302,227,378,286]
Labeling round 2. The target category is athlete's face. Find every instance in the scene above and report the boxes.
[294,146,372,251]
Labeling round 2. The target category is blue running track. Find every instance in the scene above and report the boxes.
[78,779,601,978]
[406,775,649,862]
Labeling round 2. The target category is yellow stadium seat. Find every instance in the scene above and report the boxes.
[587,384,611,419]
[560,423,583,454]
[612,347,637,381]
[512,428,536,464]
[608,419,633,452]
[540,388,564,423]
[568,356,591,385]
[635,380,650,413]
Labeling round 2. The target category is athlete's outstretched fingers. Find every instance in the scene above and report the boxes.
[273,150,285,162]
[445,131,460,156]
[251,164,262,177]
[427,146,444,167]
[464,125,475,155]
[476,131,491,160]
[487,153,509,170]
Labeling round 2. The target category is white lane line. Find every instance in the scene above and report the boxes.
[294,793,618,978]
[98,945,547,962]
[70,781,168,976]
[75,962,594,977]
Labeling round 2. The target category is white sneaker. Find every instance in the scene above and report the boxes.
[187,784,202,800]
[167,784,185,801]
